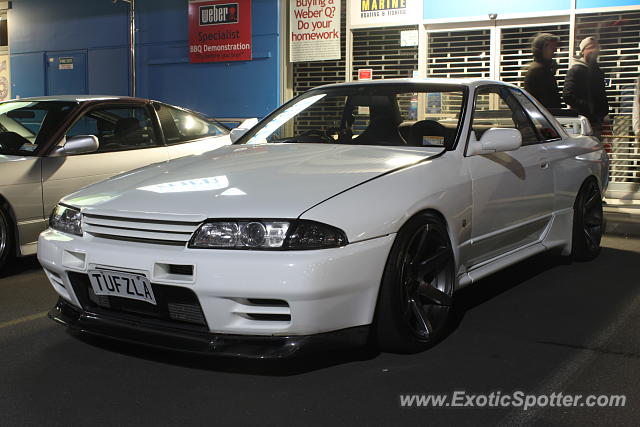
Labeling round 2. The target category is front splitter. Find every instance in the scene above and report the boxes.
[49,298,370,359]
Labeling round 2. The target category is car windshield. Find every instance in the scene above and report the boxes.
[0,100,77,156]
[241,84,466,148]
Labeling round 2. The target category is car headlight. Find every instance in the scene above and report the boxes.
[189,220,347,250]
[49,204,83,236]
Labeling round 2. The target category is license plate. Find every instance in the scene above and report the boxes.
[88,270,156,305]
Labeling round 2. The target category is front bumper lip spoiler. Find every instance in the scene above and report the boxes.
[49,298,370,359]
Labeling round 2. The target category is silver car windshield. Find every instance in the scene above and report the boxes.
[241,84,466,148]
[0,101,76,156]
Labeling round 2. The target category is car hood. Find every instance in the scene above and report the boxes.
[62,143,442,220]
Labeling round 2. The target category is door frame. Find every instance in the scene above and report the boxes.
[45,50,89,96]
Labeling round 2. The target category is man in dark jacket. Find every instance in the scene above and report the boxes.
[563,37,609,139]
[524,33,562,110]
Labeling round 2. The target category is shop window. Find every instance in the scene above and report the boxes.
[0,17,7,48]
[575,11,640,185]
[500,25,570,96]
[427,29,491,79]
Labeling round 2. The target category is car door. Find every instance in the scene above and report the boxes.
[508,88,567,213]
[153,102,231,160]
[464,86,554,266]
[41,103,169,215]
[0,100,71,254]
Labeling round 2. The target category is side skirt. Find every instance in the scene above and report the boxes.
[457,209,572,288]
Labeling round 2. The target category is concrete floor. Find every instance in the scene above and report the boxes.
[1,224,638,426]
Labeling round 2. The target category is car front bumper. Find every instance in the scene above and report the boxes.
[49,298,370,359]
[38,229,395,355]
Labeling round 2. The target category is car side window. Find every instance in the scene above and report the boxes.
[509,89,561,141]
[154,103,227,145]
[66,105,160,153]
[472,87,539,146]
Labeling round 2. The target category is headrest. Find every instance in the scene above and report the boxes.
[115,117,142,138]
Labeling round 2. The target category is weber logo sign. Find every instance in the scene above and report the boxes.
[199,3,239,26]
[189,0,252,63]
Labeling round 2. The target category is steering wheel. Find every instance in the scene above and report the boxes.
[298,129,338,143]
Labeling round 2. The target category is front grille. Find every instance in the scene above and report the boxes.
[68,272,208,330]
[82,213,201,246]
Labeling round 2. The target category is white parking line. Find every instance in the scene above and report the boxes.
[0,311,48,330]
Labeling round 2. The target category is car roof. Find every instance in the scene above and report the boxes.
[314,78,512,90]
[6,95,148,103]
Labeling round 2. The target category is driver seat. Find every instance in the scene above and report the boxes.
[352,99,406,146]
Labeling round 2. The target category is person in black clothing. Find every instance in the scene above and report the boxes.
[563,37,609,139]
[524,33,562,111]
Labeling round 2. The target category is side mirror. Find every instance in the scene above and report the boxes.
[51,135,99,156]
[230,118,259,143]
[468,128,522,156]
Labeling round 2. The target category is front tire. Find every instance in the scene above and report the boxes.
[373,212,455,353]
[571,178,603,261]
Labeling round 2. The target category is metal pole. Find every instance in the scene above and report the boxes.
[129,0,136,97]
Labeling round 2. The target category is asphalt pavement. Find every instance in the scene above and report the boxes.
[1,222,638,426]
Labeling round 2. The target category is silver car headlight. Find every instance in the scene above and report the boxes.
[189,220,348,250]
[49,204,83,236]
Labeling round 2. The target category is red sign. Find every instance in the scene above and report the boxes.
[189,0,252,63]
[358,69,373,80]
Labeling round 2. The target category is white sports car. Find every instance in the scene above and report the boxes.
[38,79,608,358]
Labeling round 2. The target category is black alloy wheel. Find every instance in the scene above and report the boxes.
[374,212,455,352]
[571,178,603,261]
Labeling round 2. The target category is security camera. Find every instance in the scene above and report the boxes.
[488,13,497,20]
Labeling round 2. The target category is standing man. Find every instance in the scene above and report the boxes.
[563,37,610,139]
[524,33,562,111]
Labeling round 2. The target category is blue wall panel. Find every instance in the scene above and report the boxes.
[10,52,45,99]
[136,0,281,118]
[88,48,130,96]
[424,0,572,19]
[9,0,129,53]
[9,0,281,119]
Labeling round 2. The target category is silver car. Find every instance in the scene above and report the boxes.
[0,96,234,270]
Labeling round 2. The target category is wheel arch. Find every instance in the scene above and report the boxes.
[395,207,460,272]
[576,175,601,204]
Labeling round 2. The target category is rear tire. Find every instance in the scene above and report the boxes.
[373,212,455,353]
[571,178,603,261]
[0,205,14,272]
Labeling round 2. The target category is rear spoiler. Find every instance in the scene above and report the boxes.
[551,109,593,136]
